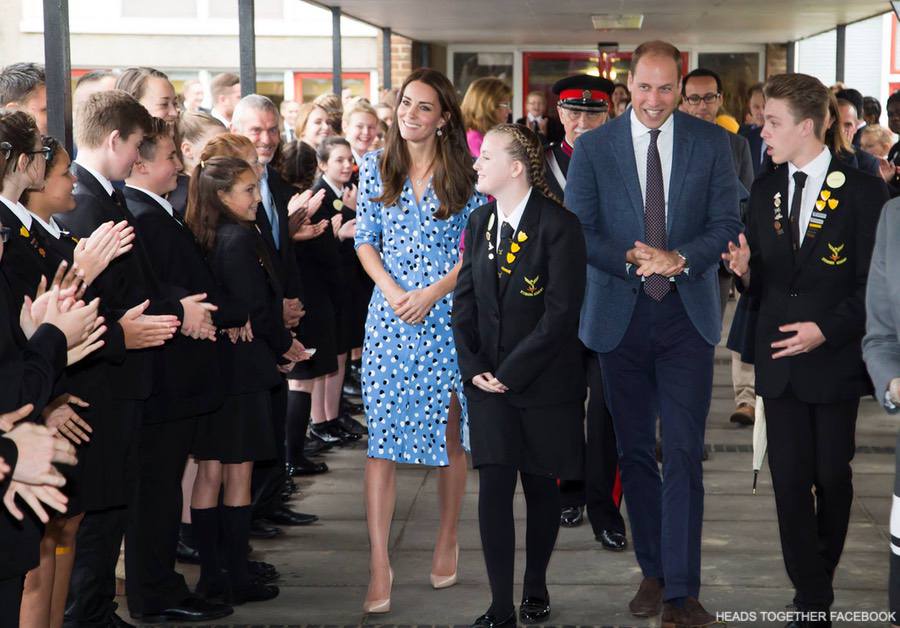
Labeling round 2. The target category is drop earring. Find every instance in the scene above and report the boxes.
[436,127,443,136]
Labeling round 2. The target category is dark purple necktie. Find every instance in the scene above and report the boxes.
[789,171,807,252]
[643,129,669,301]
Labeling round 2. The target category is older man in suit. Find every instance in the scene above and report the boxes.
[566,40,741,626]
[862,197,900,624]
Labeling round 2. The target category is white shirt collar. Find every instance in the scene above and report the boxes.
[0,195,33,230]
[495,186,532,247]
[322,175,344,200]
[210,108,230,128]
[125,184,175,217]
[74,159,115,197]
[787,146,832,181]
[28,211,62,239]
[352,150,363,166]
[630,108,675,139]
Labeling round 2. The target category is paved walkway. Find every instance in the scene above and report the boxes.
[122,303,898,627]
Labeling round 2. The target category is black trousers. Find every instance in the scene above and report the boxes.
[0,576,24,628]
[251,380,287,520]
[478,464,560,618]
[764,395,859,611]
[64,506,128,627]
[559,350,625,534]
[124,417,196,614]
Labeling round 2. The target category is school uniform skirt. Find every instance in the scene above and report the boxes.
[192,392,276,464]
[466,388,585,480]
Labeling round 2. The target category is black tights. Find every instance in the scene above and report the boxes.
[478,464,561,618]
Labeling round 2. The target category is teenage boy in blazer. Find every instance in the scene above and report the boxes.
[122,118,235,622]
[725,73,889,625]
[58,90,214,627]
[453,124,586,627]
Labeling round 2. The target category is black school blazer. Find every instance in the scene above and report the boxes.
[453,189,587,407]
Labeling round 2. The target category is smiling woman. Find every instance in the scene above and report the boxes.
[116,67,179,124]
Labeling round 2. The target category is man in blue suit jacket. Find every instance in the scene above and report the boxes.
[566,40,741,627]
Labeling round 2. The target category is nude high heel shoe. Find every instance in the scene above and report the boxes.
[430,544,459,589]
[363,568,393,614]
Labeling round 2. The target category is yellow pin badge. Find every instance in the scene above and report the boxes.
[821,242,847,266]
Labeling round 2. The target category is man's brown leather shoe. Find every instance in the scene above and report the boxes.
[661,597,721,627]
[629,577,663,617]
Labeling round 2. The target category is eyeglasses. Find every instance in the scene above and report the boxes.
[559,108,606,122]
[0,227,10,243]
[684,93,721,105]
[26,147,52,161]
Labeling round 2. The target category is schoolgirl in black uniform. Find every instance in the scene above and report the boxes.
[453,124,587,627]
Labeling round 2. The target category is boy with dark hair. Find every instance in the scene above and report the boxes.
[0,62,48,134]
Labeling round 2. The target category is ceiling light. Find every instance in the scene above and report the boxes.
[591,14,644,30]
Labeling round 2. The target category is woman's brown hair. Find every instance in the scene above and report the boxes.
[0,110,40,179]
[826,94,855,156]
[375,67,476,219]
[21,134,65,206]
[293,102,329,142]
[487,123,563,206]
[461,77,512,136]
[279,140,318,191]
[176,110,226,149]
[185,156,255,252]
[199,133,255,161]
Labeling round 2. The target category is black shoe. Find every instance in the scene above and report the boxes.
[340,397,364,415]
[248,560,279,583]
[266,506,318,526]
[226,583,279,604]
[342,381,362,397]
[249,520,282,539]
[336,413,367,436]
[322,418,361,443]
[595,529,627,551]
[304,432,333,455]
[471,611,516,627]
[309,423,341,445]
[560,505,584,527]
[519,596,551,623]
[130,596,233,622]
[176,537,201,564]
[291,456,329,475]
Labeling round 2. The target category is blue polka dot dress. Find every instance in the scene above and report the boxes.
[354,150,485,466]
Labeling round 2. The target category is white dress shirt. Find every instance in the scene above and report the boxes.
[28,211,62,239]
[125,184,177,219]
[631,109,674,219]
[495,187,532,249]
[322,175,344,201]
[0,195,33,230]
[74,159,115,197]
[787,146,832,246]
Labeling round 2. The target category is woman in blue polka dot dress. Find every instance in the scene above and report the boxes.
[354,68,486,614]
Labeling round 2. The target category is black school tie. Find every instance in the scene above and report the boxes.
[644,129,669,301]
[497,220,514,276]
[789,171,807,252]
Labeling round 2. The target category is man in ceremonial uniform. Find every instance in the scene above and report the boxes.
[545,75,614,201]
[546,74,626,552]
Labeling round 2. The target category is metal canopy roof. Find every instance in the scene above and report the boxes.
[311,0,890,45]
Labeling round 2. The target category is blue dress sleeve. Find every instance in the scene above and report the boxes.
[354,150,383,251]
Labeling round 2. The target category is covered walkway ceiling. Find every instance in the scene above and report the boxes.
[312,0,890,45]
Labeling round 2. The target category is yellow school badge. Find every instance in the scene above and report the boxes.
[19,225,29,238]
[821,242,847,266]
[520,275,544,297]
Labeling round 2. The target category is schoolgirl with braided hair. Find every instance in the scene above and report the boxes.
[451,122,587,626]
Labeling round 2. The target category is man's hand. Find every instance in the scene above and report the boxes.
[771,322,826,359]
[631,241,685,278]
[722,233,751,277]
[3,422,76,485]
[4,481,68,522]
[119,301,180,349]
[180,293,217,339]
[283,298,303,329]
[472,372,508,394]
[393,287,438,325]
[43,395,92,445]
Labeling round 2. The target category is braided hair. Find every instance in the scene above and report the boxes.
[486,123,563,207]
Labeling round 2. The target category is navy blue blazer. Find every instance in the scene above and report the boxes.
[565,109,742,353]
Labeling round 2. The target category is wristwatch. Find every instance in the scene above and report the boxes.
[675,250,689,271]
